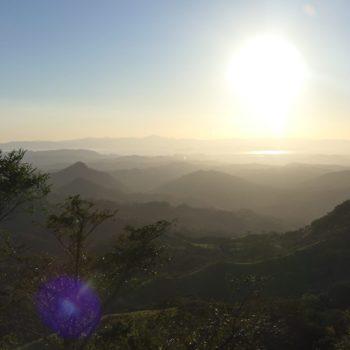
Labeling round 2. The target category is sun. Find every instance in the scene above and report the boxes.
[229,34,306,136]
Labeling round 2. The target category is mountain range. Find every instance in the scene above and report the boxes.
[5,136,350,163]
[45,156,350,228]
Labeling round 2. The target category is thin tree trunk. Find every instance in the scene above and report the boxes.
[74,228,83,281]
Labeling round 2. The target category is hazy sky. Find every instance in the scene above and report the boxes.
[1,0,350,141]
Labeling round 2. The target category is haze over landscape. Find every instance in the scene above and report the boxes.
[3,1,350,349]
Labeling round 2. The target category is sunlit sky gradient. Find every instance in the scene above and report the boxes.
[1,0,350,141]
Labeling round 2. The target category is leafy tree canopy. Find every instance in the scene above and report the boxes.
[0,149,50,223]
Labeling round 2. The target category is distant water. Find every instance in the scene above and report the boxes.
[244,150,293,155]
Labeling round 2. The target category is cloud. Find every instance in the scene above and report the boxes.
[302,3,317,17]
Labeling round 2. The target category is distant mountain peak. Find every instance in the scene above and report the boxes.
[68,161,89,170]
[50,161,128,192]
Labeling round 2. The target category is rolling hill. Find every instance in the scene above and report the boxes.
[153,170,278,211]
[57,178,126,201]
[5,198,291,255]
[50,161,127,191]
[47,158,350,229]
[303,169,350,189]
[124,200,350,307]
[112,201,290,236]
[110,162,203,192]
[218,163,347,188]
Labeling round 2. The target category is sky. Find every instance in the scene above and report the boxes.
[1,0,350,141]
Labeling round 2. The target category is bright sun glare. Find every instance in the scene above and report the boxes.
[230,35,306,136]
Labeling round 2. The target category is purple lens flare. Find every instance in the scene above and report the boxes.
[36,276,101,339]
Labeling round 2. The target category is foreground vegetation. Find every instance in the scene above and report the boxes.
[3,150,350,349]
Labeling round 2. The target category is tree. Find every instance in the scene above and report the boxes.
[0,150,173,349]
[47,195,117,280]
[45,195,171,349]
[98,220,172,308]
[0,149,50,223]
[0,149,51,348]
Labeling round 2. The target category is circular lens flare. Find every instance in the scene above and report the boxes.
[36,276,101,339]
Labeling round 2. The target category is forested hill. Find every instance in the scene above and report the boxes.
[123,200,350,307]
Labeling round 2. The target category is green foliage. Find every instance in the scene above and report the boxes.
[0,149,50,223]
[97,220,171,307]
[0,152,171,348]
[0,149,51,346]
[47,195,117,279]
[6,151,350,349]
[82,299,284,350]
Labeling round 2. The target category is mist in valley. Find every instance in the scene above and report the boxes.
[3,1,350,349]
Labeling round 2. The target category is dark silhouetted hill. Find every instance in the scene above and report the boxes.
[122,200,350,306]
[304,200,350,240]
[50,161,127,191]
